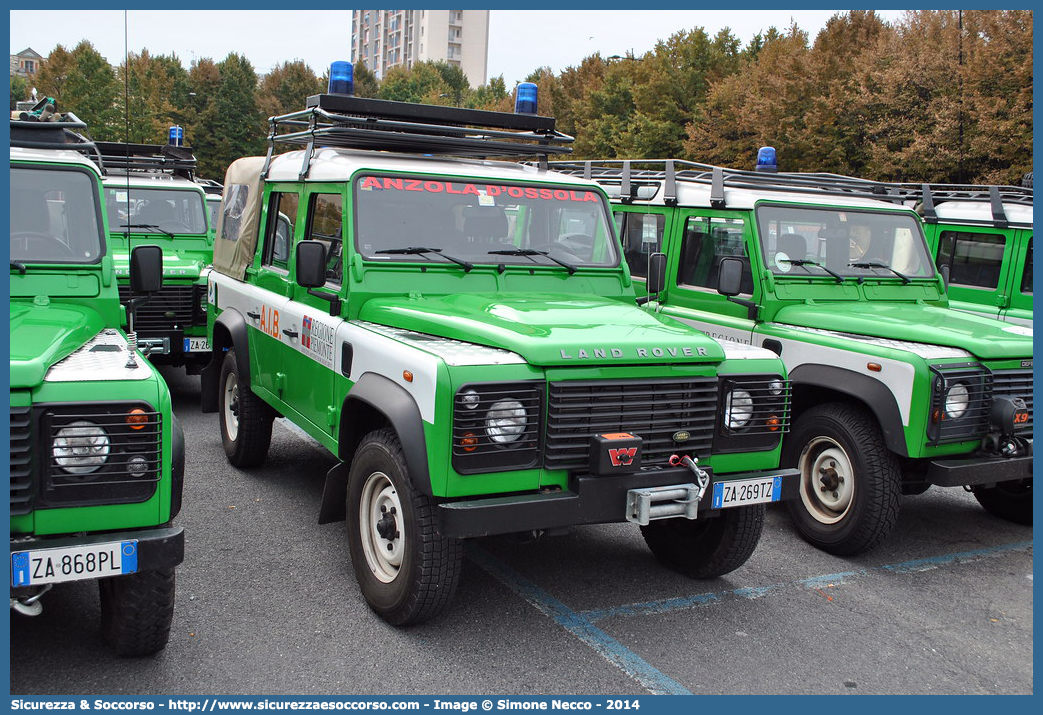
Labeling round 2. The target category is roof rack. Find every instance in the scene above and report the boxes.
[264,94,574,180]
[9,111,104,169]
[875,182,1032,228]
[196,178,224,195]
[95,141,197,180]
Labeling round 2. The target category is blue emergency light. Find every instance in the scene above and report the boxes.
[515,82,538,115]
[329,61,354,96]
[168,125,184,146]
[755,146,777,173]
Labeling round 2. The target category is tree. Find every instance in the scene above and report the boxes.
[379,61,452,104]
[115,50,189,144]
[352,61,380,98]
[191,53,265,180]
[62,41,120,139]
[257,60,323,119]
[32,44,73,105]
[465,76,509,111]
[10,75,29,110]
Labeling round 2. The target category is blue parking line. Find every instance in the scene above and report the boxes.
[582,540,1033,622]
[467,545,693,696]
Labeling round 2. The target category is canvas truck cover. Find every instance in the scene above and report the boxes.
[213,156,266,279]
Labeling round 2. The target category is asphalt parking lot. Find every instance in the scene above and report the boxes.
[10,367,1033,696]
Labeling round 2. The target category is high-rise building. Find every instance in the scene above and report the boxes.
[350,10,489,87]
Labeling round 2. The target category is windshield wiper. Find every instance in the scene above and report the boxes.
[118,223,175,239]
[781,258,845,284]
[10,261,27,274]
[487,248,577,275]
[849,261,911,284]
[375,246,472,272]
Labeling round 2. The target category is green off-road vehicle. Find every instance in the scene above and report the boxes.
[551,159,1033,555]
[97,140,213,372]
[202,93,800,625]
[10,113,185,655]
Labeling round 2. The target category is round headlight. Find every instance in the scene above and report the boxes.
[53,421,110,474]
[945,383,970,419]
[769,379,785,396]
[725,389,754,430]
[485,399,527,444]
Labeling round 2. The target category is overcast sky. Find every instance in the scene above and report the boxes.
[11,9,906,87]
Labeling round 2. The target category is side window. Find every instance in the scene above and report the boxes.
[617,212,663,279]
[1020,238,1032,294]
[262,191,299,271]
[936,231,1006,289]
[305,193,344,286]
[677,216,751,294]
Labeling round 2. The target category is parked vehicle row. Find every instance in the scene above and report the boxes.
[9,78,1033,654]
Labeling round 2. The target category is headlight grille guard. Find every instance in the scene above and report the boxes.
[927,362,992,445]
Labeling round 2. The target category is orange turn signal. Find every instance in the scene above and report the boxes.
[460,433,478,452]
[126,408,148,430]
[403,370,414,383]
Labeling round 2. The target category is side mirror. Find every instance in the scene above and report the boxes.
[940,264,950,290]
[129,245,163,293]
[646,252,667,295]
[295,240,327,288]
[717,257,744,297]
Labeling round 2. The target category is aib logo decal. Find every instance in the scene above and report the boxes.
[302,315,313,349]
[608,447,638,467]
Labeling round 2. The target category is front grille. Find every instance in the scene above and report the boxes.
[452,383,542,473]
[991,367,1033,434]
[41,405,162,507]
[10,405,34,515]
[928,363,992,444]
[118,284,203,331]
[546,377,718,469]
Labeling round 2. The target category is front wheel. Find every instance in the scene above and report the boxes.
[784,403,901,556]
[972,479,1032,525]
[99,568,175,657]
[641,504,765,578]
[346,429,462,626]
[218,349,273,468]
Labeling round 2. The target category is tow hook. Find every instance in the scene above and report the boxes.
[669,454,711,501]
[11,584,52,617]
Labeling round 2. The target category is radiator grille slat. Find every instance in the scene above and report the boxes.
[118,284,203,331]
[991,367,1034,434]
[10,405,34,515]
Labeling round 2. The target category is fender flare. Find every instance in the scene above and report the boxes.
[789,364,909,456]
[319,373,433,524]
[200,309,251,413]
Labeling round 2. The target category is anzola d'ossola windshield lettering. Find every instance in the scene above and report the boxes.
[551,155,1033,557]
[200,73,800,626]
[9,102,185,656]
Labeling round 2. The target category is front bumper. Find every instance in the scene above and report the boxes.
[927,453,1033,488]
[438,467,800,539]
[10,526,184,590]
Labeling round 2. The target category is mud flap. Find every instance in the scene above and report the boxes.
[318,462,351,524]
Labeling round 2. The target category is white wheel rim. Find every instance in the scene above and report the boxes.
[223,371,239,441]
[359,471,404,584]
[798,437,855,525]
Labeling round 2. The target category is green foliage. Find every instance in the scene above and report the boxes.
[10,75,29,110]
[63,41,120,140]
[257,60,323,119]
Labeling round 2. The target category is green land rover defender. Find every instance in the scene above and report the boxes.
[97,140,213,373]
[551,159,1033,556]
[201,94,800,625]
[9,113,185,655]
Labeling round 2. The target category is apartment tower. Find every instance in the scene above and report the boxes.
[350,10,490,87]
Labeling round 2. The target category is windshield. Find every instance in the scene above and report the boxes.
[10,166,104,264]
[206,197,221,233]
[354,175,619,269]
[103,186,208,235]
[756,205,935,280]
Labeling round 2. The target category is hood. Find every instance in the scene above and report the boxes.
[776,302,1032,360]
[10,302,106,388]
[112,251,207,281]
[360,293,726,367]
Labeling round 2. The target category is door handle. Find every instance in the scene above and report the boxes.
[247,310,260,319]
[283,329,299,338]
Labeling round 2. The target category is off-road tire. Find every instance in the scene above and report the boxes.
[972,479,1032,525]
[219,349,273,468]
[641,504,765,578]
[99,567,175,657]
[346,428,462,625]
[784,403,901,556]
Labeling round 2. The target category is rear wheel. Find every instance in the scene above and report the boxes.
[785,403,901,556]
[99,568,175,657]
[972,479,1032,525]
[346,429,462,625]
[218,349,273,468]
[641,504,765,578]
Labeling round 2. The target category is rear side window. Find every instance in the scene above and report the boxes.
[1021,238,1032,294]
[937,231,1006,289]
